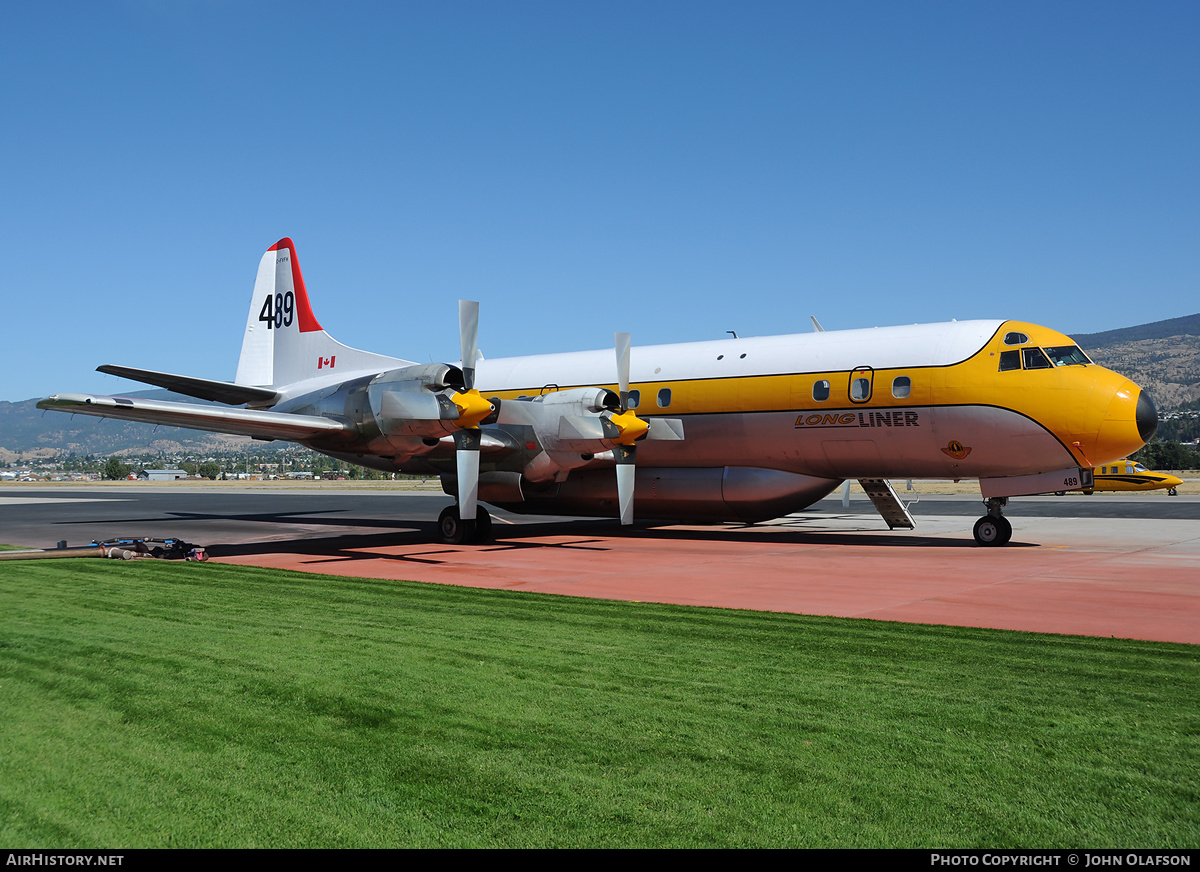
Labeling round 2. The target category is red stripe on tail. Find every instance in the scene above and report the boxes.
[268,237,323,333]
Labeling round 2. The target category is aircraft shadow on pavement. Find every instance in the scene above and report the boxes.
[200,515,1032,562]
[35,501,1044,555]
[51,509,412,530]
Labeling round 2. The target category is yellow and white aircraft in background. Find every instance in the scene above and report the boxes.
[39,238,1158,546]
[1083,459,1182,495]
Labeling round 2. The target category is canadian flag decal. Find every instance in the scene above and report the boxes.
[317,356,336,369]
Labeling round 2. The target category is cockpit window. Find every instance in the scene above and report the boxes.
[1004,331,1029,345]
[1022,347,1051,369]
[999,350,1020,372]
[1044,345,1091,367]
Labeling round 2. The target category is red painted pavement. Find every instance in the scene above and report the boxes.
[210,514,1200,645]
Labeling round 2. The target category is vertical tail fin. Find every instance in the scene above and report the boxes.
[235,238,411,388]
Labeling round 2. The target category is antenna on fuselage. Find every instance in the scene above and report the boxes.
[726,331,739,339]
[810,316,825,333]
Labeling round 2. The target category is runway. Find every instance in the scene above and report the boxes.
[3,484,1198,644]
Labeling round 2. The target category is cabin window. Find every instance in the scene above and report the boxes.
[999,350,1020,371]
[892,376,911,399]
[1022,347,1051,369]
[1045,345,1091,367]
[849,368,873,403]
[1004,332,1029,345]
[812,379,830,401]
[656,388,672,408]
[627,390,640,409]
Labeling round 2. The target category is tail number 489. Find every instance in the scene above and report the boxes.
[259,292,294,329]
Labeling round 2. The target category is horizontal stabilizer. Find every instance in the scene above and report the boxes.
[38,393,353,443]
[97,365,278,407]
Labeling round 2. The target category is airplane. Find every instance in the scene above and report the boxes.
[38,237,1159,547]
[1079,459,1182,495]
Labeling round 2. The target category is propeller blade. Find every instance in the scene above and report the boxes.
[614,332,636,525]
[615,445,636,525]
[459,300,480,391]
[615,332,631,410]
[454,428,481,519]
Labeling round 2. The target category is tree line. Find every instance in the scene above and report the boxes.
[1131,440,1200,471]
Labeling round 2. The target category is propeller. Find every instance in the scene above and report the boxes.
[449,300,494,520]
[459,299,479,393]
[608,331,649,525]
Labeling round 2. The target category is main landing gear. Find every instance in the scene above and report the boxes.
[437,504,493,545]
[973,497,1012,546]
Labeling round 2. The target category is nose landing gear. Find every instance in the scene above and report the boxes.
[973,497,1013,546]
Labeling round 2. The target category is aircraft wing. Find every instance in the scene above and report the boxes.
[96,365,279,406]
[37,393,353,442]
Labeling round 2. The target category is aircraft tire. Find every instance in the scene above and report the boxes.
[973,516,1011,547]
[438,506,475,545]
[473,507,493,543]
[995,516,1012,545]
[1169,487,1178,496]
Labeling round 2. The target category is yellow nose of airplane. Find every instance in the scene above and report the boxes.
[1089,376,1158,466]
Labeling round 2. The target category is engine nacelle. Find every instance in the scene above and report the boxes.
[374,363,464,392]
[369,363,474,440]
[500,387,622,455]
[376,390,459,437]
[535,386,619,414]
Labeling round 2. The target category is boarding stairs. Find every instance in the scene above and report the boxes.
[857,478,917,530]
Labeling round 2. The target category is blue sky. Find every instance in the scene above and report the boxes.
[3,1,1197,401]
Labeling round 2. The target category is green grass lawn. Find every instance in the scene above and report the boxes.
[1,560,1196,848]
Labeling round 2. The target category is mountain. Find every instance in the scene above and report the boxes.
[1072,314,1200,348]
[1073,314,1200,411]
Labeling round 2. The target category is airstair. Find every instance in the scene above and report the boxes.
[857,478,917,529]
